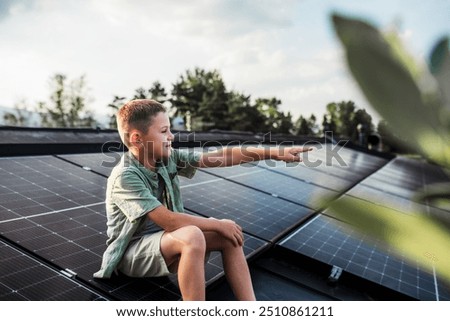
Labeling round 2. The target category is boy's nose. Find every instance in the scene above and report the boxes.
[168,131,175,141]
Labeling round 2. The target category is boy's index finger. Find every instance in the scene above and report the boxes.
[290,146,313,155]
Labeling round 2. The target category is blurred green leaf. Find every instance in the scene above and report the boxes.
[429,37,450,111]
[332,14,450,168]
[384,30,422,81]
[327,197,450,281]
[415,183,450,221]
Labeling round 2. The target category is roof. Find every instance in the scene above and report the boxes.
[0,127,449,301]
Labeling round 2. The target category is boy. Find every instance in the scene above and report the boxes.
[94,99,312,300]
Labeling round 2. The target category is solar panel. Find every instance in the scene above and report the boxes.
[201,167,339,209]
[1,197,256,300]
[0,156,106,222]
[180,171,314,241]
[0,239,106,301]
[360,157,450,215]
[278,214,450,300]
[294,144,389,179]
[346,186,425,215]
[57,152,121,177]
[256,161,355,192]
[0,155,268,300]
[2,146,444,301]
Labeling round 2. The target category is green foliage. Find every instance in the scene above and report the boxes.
[254,97,293,134]
[295,114,318,136]
[169,67,292,133]
[330,13,450,282]
[132,81,168,103]
[107,81,168,128]
[3,100,29,126]
[227,91,267,133]
[37,74,96,128]
[332,14,450,167]
[322,100,374,144]
[330,197,450,281]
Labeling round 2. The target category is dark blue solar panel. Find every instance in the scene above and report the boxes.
[360,157,450,215]
[0,155,268,300]
[256,161,355,192]
[57,153,121,177]
[346,186,424,215]
[201,167,339,209]
[0,240,106,301]
[294,144,389,179]
[0,156,106,222]
[180,170,314,241]
[279,214,450,300]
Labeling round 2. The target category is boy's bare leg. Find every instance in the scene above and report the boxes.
[204,231,256,301]
[160,226,207,300]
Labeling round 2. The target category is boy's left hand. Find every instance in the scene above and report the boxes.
[276,146,313,163]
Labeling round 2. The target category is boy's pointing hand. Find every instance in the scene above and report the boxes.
[276,146,313,163]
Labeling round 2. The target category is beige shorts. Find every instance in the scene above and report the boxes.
[117,230,171,278]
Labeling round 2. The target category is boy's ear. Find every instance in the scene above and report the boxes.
[129,130,142,147]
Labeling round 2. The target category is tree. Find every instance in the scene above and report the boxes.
[110,67,295,133]
[227,91,267,132]
[132,81,168,103]
[37,74,96,128]
[106,81,168,128]
[148,81,168,104]
[324,100,374,143]
[255,97,293,134]
[3,100,29,126]
[107,95,127,128]
[353,108,374,143]
[295,114,318,135]
[171,68,229,130]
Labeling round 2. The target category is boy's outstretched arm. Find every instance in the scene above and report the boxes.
[198,146,313,168]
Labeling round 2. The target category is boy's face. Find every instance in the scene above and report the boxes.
[139,112,174,162]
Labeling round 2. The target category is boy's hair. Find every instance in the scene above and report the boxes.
[116,99,167,148]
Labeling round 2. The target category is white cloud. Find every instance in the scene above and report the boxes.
[0,0,447,128]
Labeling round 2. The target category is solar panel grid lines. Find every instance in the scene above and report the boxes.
[256,162,356,192]
[0,239,107,301]
[279,214,450,300]
[179,172,315,242]
[0,156,106,223]
[291,145,388,176]
[0,202,227,301]
[1,148,447,301]
[345,185,427,216]
[56,153,121,178]
[201,167,340,211]
[0,155,270,300]
[0,156,182,300]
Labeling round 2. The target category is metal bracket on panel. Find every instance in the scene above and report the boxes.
[82,166,92,171]
[327,265,343,285]
[61,268,78,279]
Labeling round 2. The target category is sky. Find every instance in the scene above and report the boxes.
[0,0,449,127]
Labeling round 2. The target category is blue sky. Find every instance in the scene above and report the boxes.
[0,0,449,127]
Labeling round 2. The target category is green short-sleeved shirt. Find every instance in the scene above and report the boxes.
[93,149,201,279]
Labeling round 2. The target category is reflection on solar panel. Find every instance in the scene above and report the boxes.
[252,146,389,195]
[57,153,121,177]
[279,214,450,300]
[359,157,450,213]
[180,171,314,241]
[257,161,355,192]
[0,240,106,301]
[201,167,339,209]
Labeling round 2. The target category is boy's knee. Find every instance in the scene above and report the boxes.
[182,225,206,253]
